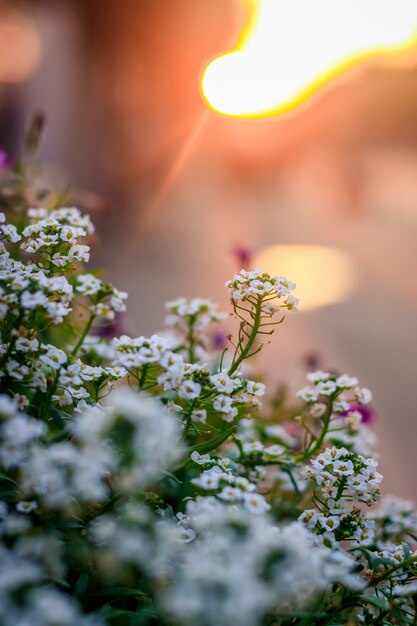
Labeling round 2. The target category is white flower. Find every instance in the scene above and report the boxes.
[213,394,234,414]
[15,336,39,353]
[243,441,264,454]
[210,372,235,394]
[297,386,319,403]
[76,274,103,295]
[179,380,202,400]
[68,244,91,263]
[242,492,270,514]
[46,300,71,323]
[310,402,327,417]
[218,486,243,501]
[355,387,372,404]
[336,374,358,389]
[191,451,212,465]
[307,371,331,383]
[39,345,67,370]
[160,351,184,372]
[285,294,300,310]
[298,509,320,529]
[246,380,266,396]
[6,360,29,380]
[316,380,337,396]
[16,501,38,514]
[80,365,105,381]
[264,444,285,458]
[158,370,184,391]
[1,223,21,242]
[333,459,355,476]
[59,362,83,386]
[21,290,48,309]
[0,394,19,418]
[90,302,114,320]
[191,409,207,423]
[192,470,221,491]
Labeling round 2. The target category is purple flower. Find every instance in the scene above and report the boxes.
[209,329,229,351]
[230,244,253,269]
[0,149,11,171]
[346,402,376,425]
[93,313,129,339]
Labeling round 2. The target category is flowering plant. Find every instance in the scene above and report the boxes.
[1,132,417,626]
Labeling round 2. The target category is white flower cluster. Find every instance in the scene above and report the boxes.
[1,186,416,625]
[190,451,270,514]
[0,395,46,469]
[75,387,183,491]
[20,206,94,267]
[56,360,125,408]
[0,543,102,626]
[371,495,417,544]
[90,501,182,580]
[297,370,372,406]
[113,335,265,423]
[300,446,383,548]
[161,508,357,626]
[0,496,102,625]
[226,268,298,310]
[75,274,127,320]
[166,297,227,337]
[1,387,181,510]
[377,543,416,575]
[20,438,114,509]
[0,248,73,324]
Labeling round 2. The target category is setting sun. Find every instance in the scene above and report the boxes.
[201,0,417,117]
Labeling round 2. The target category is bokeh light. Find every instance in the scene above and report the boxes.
[254,245,357,311]
[0,12,41,83]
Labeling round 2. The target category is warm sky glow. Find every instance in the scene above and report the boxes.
[254,245,356,311]
[201,0,417,117]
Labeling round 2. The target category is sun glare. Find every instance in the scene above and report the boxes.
[201,0,417,118]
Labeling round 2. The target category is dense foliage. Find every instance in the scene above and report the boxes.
[1,128,417,625]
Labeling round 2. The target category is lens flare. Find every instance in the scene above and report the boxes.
[201,0,417,118]
[254,245,356,311]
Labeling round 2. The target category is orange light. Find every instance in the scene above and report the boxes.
[254,245,357,311]
[0,13,41,83]
[201,0,417,118]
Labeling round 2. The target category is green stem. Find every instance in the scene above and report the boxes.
[138,364,149,389]
[41,372,58,421]
[366,555,417,588]
[0,312,24,368]
[71,314,95,358]
[296,398,335,462]
[228,297,262,376]
[186,317,197,363]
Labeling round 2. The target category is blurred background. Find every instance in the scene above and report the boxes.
[1,0,417,496]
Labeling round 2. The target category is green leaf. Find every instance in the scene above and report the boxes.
[74,573,89,598]
[190,427,236,454]
[160,470,182,484]
[92,588,147,598]
[362,594,389,610]
[50,405,65,429]
[0,472,18,485]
